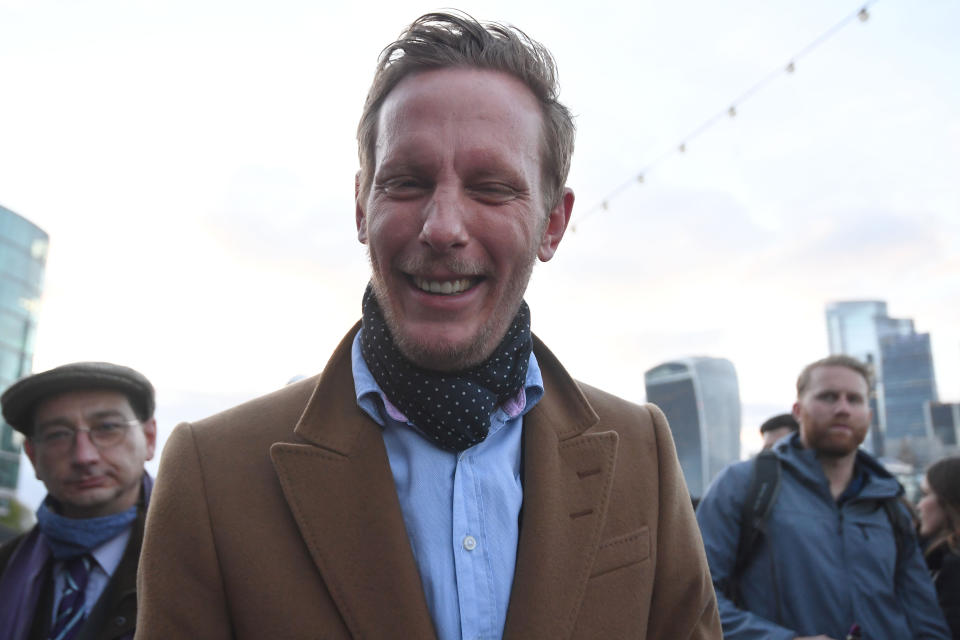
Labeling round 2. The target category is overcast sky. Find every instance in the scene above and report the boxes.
[3,0,958,508]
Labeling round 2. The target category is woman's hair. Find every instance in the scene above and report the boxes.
[925,456,960,554]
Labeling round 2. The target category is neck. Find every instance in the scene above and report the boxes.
[817,451,858,499]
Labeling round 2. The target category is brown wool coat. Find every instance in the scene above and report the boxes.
[135,326,721,639]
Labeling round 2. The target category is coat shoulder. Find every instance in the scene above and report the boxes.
[189,375,320,440]
[0,530,29,575]
[575,380,662,444]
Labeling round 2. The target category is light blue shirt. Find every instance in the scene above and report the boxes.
[352,331,543,640]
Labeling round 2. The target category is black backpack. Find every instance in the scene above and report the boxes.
[723,449,913,614]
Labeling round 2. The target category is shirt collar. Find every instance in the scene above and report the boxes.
[351,329,544,428]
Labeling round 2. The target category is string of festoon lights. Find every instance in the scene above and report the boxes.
[570,1,880,232]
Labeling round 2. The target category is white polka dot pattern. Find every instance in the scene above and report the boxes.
[359,284,532,452]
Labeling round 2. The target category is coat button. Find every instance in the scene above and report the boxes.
[114,616,126,626]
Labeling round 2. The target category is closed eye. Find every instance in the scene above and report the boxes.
[467,182,524,204]
[376,177,431,199]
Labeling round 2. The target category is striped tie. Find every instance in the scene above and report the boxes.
[48,554,92,640]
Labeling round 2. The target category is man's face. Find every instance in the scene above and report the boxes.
[356,67,573,371]
[793,365,871,458]
[24,389,156,519]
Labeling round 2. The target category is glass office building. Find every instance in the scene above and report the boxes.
[0,204,48,492]
[644,357,741,499]
[928,402,960,447]
[825,300,931,455]
[881,332,938,442]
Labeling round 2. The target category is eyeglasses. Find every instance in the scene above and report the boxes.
[31,419,138,454]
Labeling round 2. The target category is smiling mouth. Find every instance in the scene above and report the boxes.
[411,276,479,295]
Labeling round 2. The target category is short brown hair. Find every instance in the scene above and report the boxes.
[356,11,576,210]
[796,355,873,397]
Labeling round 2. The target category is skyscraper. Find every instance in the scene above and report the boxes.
[882,332,938,441]
[644,357,741,499]
[925,402,959,448]
[825,300,938,454]
[0,204,49,492]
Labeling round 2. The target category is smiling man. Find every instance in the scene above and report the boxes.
[137,12,719,640]
[0,362,156,640]
[696,355,949,640]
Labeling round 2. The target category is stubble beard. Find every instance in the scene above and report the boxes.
[367,250,537,373]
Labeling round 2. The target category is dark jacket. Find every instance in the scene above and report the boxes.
[927,542,960,639]
[0,474,152,640]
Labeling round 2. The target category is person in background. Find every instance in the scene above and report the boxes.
[0,362,156,640]
[697,354,950,639]
[760,413,799,450]
[918,456,960,638]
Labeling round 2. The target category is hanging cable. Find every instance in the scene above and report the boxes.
[571,1,880,232]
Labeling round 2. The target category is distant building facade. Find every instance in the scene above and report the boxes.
[927,402,960,448]
[826,300,938,455]
[882,332,938,441]
[644,357,741,499]
[0,204,48,493]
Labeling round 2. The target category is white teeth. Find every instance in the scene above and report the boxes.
[413,277,474,295]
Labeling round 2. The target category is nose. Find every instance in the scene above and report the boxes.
[834,395,852,415]
[71,429,101,465]
[419,186,468,252]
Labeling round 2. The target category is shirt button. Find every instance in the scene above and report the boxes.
[462,535,477,551]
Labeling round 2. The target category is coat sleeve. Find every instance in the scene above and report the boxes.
[643,404,723,639]
[936,552,960,639]
[135,422,233,640]
[894,507,952,639]
[694,459,796,640]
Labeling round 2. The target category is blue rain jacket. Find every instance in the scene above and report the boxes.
[696,433,950,640]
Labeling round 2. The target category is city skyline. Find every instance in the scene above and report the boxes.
[2,0,958,508]
[645,357,742,498]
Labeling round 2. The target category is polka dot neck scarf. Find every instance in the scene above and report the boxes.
[360,284,532,453]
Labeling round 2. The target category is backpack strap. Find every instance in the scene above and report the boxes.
[726,449,782,607]
[881,497,911,583]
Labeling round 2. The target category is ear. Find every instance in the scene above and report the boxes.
[791,402,808,447]
[24,438,39,476]
[142,418,158,461]
[537,187,574,262]
[355,172,368,245]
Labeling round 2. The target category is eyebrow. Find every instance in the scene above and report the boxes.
[35,409,133,430]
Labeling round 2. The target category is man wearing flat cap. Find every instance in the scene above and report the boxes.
[0,362,156,640]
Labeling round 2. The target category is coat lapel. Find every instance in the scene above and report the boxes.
[503,338,619,640]
[270,325,436,640]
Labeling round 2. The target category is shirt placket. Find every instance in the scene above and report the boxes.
[453,449,494,640]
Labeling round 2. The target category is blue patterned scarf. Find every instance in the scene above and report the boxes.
[35,499,137,560]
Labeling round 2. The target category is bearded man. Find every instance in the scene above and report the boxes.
[136,12,719,640]
[697,355,949,640]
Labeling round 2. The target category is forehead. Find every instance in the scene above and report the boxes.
[805,365,869,393]
[32,389,134,425]
[375,67,544,171]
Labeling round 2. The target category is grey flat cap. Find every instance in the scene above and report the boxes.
[1,362,155,436]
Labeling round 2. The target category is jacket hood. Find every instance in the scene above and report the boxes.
[771,432,903,501]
